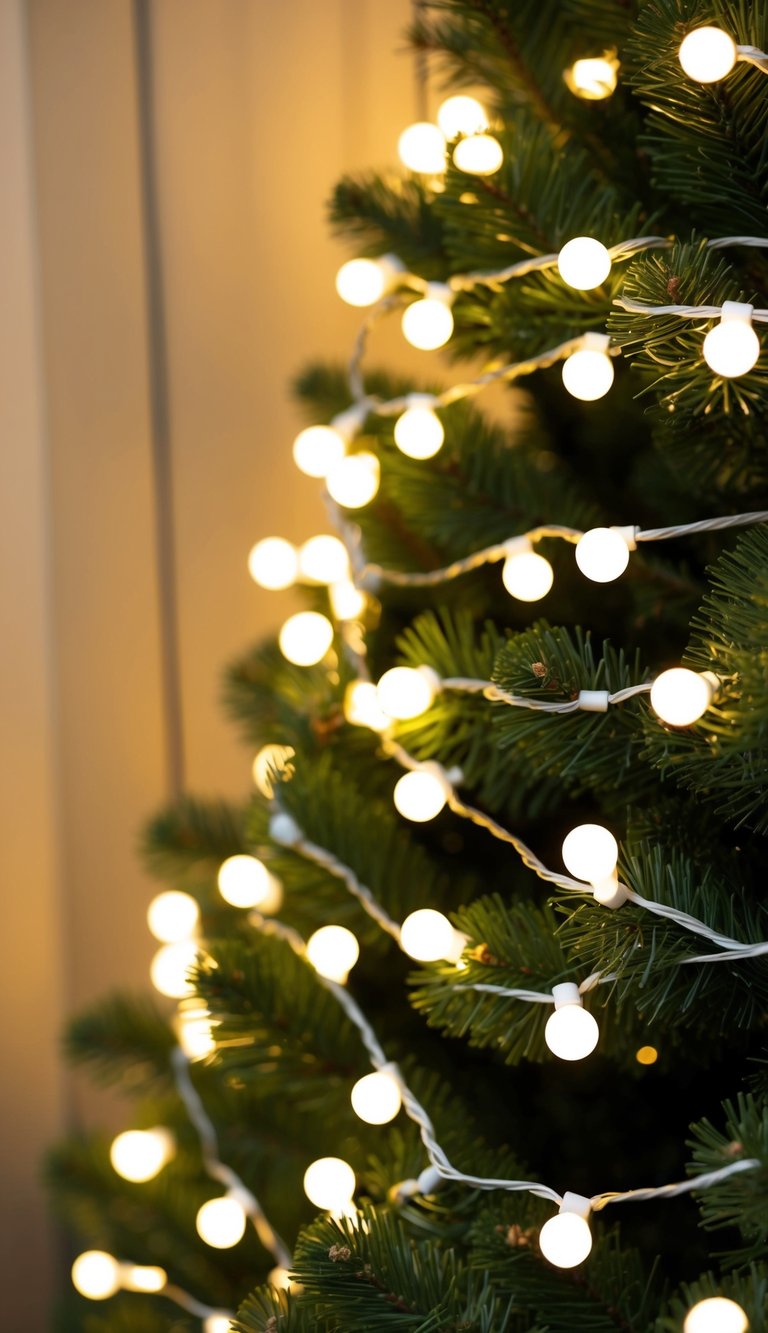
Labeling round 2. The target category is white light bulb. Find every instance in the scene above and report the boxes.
[204,1315,233,1333]
[544,1002,600,1062]
[122,1265,167,1293]
[437,95,488,138]
[452,134,504,176]
[402,287,455,350]
[150,941,198,999]
[376,666,438,720]
[400,908,457,962]
[351,1070,403,1124]
[325,452,380,508]
[268,1266,293,1291]
[329,579,367,621]
[538,1211,593,1267]
[146,891,199,944]
[703,306,760,378]
[684,1296,749,1333]
[393,402,445,459]
[650,668,715,726]
[575,527,631,582]
[566,56,618,100]
[679,27,737,83]
[110,1128,174,1182]
[561,824,618,883]
[501,550,554,602]
[298,535,349,585]
[247,537,298,590]
[217,854,279,909]
[292,425,347,479]
[394,769,449,822]
[557,237,611,290]
[252,743,296,797]
[196,1196,247,1249]
[279,611,334,665]
[71,1251,121,1300]
[304,1156,356,1211]
[306,925,360,982]
[344,681,391,732]
[176,1002,216,1060]
[398,121,446,174]
[562,345,615,401]
[335,258,388,307]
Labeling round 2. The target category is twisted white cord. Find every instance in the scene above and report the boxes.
[442,675,652,713]
[456,972,613,1002]
[736,46,768,71]
[162,1284,232,1321]
[615,296,768,322]
[277,826,403,942]
[591,1158,761,1212]
[171,1046,292,1269]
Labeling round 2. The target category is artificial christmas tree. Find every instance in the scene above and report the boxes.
[50,2,768,1329]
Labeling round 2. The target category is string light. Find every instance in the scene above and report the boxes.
[121,1265,166,1293]
[400,908,461,962]
[452,133,504,176]
[292,425,347,479]
[110,1128,174,1182]
[636,1046,658,1066]
[268,1267,293,1290]
[401,285,455,350]
[575,526,634,581]
[393,397,445,459]
[335,254,402,307]
[306,925,360,982]
[150,941,199,999]
[679,27,737,82]
[326,451,380,508]
[351,1069,402,1124]
[538,1195,593,1268]
[561,824,619,885]
[176,1002,216,1060]
[298,534,350,584]
[329,578,367,621]
[544,984,600,1061]
[376,665,439,719]
[247,537,298,590]
[684,1297,749,1333]
[303,1156,356,1211]
[649,668,718,726]
[561,333,615,400]
[71,1251,122,1300]
[146,891,199,944]
[565,54,618,99]
[501,539,554,601]
[344,680,391,731]
[397,122,445,174]
[217,854,281,910]
[252,742,296,797]
[393,766,452,822]
[437,95,488,138]
[557,237,611,290]
[204,1317,234,1333]
[703,302,760,378]
[278,610,334,665]
[196,1195,247,1249]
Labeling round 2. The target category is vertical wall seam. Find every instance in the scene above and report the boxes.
[132,0,185,799]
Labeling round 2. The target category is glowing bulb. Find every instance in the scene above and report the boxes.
[252,743,296,797]
[566,56,618,99]
[562,342,615,401]
[394,768,449,822]
[501,549,553,602]
[376,666,438,720]
[176,1002,216,1059]
[703,303,760,378]
[329,579,367,621]
[110,1128,174,1182]
[122,1265,166,1293]
[557,237,611,290]
[344,680,390,732]
[146,891,199,944]
[400,908,457,962]
[398,122,446,174]
[650,668,715,726]
[561,824,618,883]
[544,989,600,1062]
[304,1156,356,1211]
[351,1070,402,1124]
[437,95,488,137]
[326,452,380,508]
[150,941,198,999]
[335,258,387,307]
[684,1297,748,1333]
[218,854,279,909]
[292,425,346,479]
[196,1196,247,1249]
[306,925,360,982]
[71,1251,121,1300]
[298,535,349,584]
[575,527,631,582]
[204,1315,233,1333]
[247,537,298,590]
[393,401,445,459]
[679,27,737,83]
[401,284,455,350]
[538,1211,593,1268]
[268,1267,292,1290]
[452,133,504,175]
[636,1046,658,1066]
[279,610,334,665]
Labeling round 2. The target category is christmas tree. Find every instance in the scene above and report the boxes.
[50,2,768,1330]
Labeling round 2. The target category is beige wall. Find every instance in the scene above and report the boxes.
[0,0,414,1325]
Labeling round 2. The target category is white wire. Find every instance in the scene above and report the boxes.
[162,1283,232,1321]
[276,825,403,943]
[442,675,652,713]
[615,295,768,322]
[591,1158,761,1212]
[736,46,768,72]
[171,1046,293,1270]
